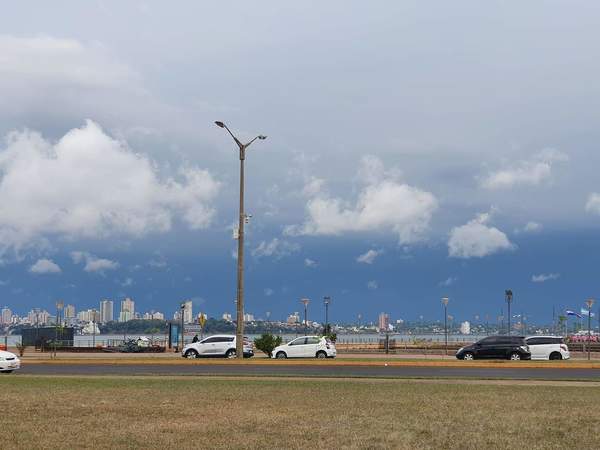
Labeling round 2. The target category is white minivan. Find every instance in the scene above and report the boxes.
[525,336,570,360]
[272,336,336,359]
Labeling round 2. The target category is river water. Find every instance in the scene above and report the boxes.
[2,332,486,347]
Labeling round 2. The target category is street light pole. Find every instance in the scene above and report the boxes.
[442,297,449,356]
[55,300,63,358]
[301,298,310,335]
[505,290,513,335]
[586,299,595,361]
[323,296,331,335]
[92,309,97,348]
[216,121,266,359]
[180,302,185,351]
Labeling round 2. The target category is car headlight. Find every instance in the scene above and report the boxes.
[0,357,5,361]
[520,346,528,352]
[457,347,464,353]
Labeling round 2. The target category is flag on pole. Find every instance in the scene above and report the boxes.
[566,310,582,318]
[580,308,596,318]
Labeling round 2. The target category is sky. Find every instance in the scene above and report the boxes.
[1,1,600,324]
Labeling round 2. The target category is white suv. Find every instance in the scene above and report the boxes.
[182,335,254,359]
[525,336,570,360]
[0,350,21,373]
[272,336,336,359]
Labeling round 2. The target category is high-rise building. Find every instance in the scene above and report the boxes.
[378,313,389,332]
[1,307,12,325]
[243,313,254,322]
[119,297,135,322]
[28,309,50,325]
[100,299,114,323]
[143,311,165,320]
[64,304,76,320]
[182,300,193,324]
[222,312,232,322]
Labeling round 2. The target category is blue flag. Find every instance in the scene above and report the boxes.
[566,310,582,318]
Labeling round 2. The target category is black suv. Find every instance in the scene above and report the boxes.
[456,336,531,360]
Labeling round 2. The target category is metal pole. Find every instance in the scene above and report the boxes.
[588,309,591,361]
[323,296,331,334]
[586,299,595,361]
[442,297,449,356]
[235,151,245,359]
[216,122,266,359]
[180,304,185,351]
[505,290,513,336]
[304,303,308,335]
[444,305,448,355]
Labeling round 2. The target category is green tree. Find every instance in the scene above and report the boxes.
[253,333,283,357]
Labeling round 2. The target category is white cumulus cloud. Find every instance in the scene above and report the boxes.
[439,277,457,287]
[29,258,61,274]
[71,251,119,274]
[304,258,317,268]
[286,156,437,244]
[0,120,220,256]
[481,149,568,190]
[448,211,515,258]
[356,249,382,265]
[585,193,600,215]
[532,273,560,283]
[367,280,378,290]
[251,238,300,259]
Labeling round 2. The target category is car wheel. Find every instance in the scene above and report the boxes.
[509,353,521,360]
[316,351,327,359]
[225,349,236,359]
[462,352,474,361]
[549,352,562,360]
[276,351,287,359]
[184,349,199,359]
[1,370,13,374]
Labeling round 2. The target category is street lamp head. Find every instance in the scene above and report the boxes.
[323,296,331,305]
[505,289,513,301]
[258,135,267,140]
[301,298,310,306]
[215,121,225,128]
[441,297,449,306]
[586,298,595,309]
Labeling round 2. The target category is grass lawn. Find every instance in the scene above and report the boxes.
[2,376,598,449]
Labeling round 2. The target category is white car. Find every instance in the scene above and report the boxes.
[272,336,336,359]
[525,336,570,360]
[181,334,254,359]
[0,350,21,373]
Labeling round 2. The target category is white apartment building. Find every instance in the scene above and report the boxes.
[119,297,135,322]
[100,299,114,323]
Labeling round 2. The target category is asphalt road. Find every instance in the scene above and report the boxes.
[15,363,600,380]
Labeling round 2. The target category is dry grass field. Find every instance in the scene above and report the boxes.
[2,376,599,449]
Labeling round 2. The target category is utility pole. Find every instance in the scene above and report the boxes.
[301,298,310,335]
[180,302,185,351]
[586,299,595,361]
[441,297,449,355]
[323,296,331,334]
[505,290,513,335]
[215,121,266,359]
